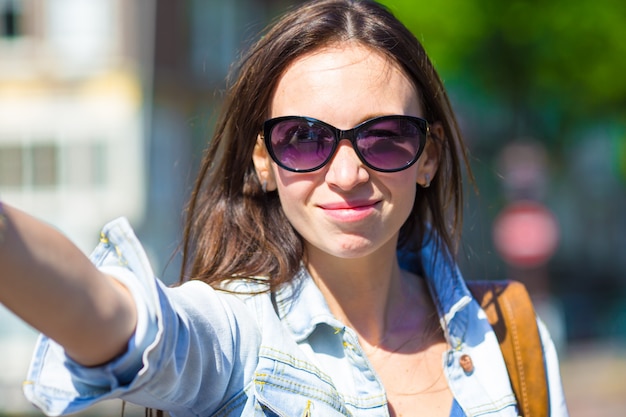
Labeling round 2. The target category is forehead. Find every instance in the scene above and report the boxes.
[270,43,421,125]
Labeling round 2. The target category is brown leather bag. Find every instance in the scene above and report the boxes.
[467,280,549,417]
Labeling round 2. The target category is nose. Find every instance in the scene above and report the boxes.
[324,139,370,190]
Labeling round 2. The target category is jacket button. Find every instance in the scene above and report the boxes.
[459,354,474,374]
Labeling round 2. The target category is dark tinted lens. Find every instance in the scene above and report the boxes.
[356,118,423,170]
[269,118,335,171]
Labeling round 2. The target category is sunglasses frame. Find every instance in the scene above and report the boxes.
[262,115,429,173]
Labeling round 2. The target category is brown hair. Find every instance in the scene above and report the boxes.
[180,0,472,290]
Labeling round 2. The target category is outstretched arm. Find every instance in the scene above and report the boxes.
[0,203,137,366]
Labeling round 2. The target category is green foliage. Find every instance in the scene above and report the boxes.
[380,0,626,122]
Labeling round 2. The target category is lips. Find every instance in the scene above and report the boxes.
[318,200,381,222]
[319,200,380,210]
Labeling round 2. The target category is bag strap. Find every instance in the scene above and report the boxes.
[467,280,549,417]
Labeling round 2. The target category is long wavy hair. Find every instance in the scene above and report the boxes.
[180,0,473,290]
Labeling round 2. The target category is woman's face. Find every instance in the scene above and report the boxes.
[255,43,438,262]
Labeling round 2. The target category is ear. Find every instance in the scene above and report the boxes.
[252,135,277,192]
[416,122,442,187]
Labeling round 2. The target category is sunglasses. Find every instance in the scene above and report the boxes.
[262,115,429,173]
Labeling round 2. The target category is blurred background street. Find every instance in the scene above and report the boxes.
[1,0,625,415]
[560,343,626,416]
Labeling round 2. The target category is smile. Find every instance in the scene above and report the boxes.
[319,201,380,222]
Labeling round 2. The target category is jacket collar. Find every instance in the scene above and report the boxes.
[273,267,345,342]
[398,232,473,349]
[275,232,473,348]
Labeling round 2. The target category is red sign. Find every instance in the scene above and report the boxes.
[492,201,559,268]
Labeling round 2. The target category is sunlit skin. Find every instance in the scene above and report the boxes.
[264,43,429,263]
[253,43,451,417]
[253,41,441,301]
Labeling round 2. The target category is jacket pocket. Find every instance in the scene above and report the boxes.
[253,347,349,416]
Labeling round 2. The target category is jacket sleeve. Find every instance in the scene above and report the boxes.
[537,318,569,417]
[23,218,261,416]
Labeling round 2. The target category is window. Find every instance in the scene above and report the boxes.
[0,142,105,189]
[0,0,22,39]
[0,146,23,186]
[32,144,57,186]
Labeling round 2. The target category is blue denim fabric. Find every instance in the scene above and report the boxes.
[450,399,465,417]
[23,218,568,416]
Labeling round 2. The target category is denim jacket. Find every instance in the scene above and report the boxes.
[23,217,568,416]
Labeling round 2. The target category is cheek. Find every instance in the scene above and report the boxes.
[390,170,419,218]
[399,183,417,216]
[389,168,419,198]
[273,168,317,210]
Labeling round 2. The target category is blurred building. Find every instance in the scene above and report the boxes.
[0,0,154,250]
[0,0,155,413]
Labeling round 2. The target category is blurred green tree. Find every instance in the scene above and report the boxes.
[380,0,626,141]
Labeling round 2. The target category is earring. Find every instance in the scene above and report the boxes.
[422,174,431,188]
[261,180,268,193]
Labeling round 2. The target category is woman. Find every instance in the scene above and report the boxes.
[0,0,568,416]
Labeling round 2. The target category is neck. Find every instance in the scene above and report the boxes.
[305,241,417,345]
